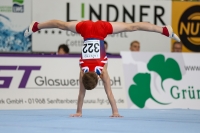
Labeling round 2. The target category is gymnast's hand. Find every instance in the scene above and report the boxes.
[110,113,123,118]
[70,113,82,117]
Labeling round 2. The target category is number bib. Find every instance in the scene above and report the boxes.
[82,40,100,59]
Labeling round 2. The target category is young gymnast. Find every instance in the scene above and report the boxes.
[24,20,180,117]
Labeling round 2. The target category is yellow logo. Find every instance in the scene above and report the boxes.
[178,6,200,52]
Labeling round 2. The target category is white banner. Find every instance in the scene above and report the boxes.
[0,0,32,52]
[32,0,171,53]
[121,52,200,109]
[0,55,127,109]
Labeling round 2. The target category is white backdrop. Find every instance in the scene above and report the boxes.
[32,0,172,53]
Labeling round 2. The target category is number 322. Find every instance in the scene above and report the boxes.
[82,43,100,53]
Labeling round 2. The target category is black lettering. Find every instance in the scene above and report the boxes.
[94,43,99,52]
[107,4,118,22]
[76,79,79,86]
[19,99,23,104]
[83,44,87,53]
[66,3,77,21]
[154,6,165,25]
[48,79,54,86]
[70,79,76,86]
[6,99,23,104]
[113,77,121,86]
[123,6,135,22]
[140,6,150,22]
[35,76,44,86]
[0,99,5,104]
[89,4,102,20]
[60,80,69,86]
[55,79,60,86]
[44,76,47,86]
[88,43,93,53]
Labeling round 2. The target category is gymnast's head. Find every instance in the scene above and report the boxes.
[82,72,99,90]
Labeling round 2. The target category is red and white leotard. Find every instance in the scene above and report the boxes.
[76,20,113,75]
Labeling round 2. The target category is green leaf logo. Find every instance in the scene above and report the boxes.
[147,54,182,91]
[128,54,182,108]
[128,73,169,108]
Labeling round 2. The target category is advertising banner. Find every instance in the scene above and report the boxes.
[121,52,200,109]
[0,55,127,109]
[0,0,32,52]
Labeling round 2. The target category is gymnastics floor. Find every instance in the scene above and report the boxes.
[0,109,199,133]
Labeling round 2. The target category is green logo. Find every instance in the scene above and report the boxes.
[13,0,24,4]
[0,0,24,13]
[128,54,182,108]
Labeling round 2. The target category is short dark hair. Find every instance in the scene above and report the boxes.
[82,72,98,90]
[58,44,70,53]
